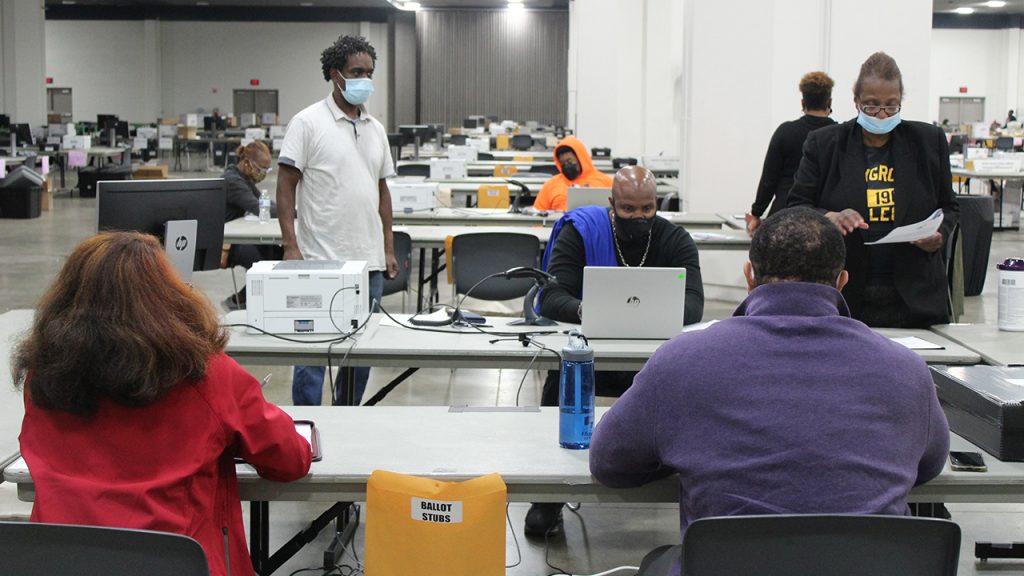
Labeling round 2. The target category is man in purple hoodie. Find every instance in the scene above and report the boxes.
[589,207,949,576]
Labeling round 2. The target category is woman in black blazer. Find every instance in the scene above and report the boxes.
[788,52,959,328]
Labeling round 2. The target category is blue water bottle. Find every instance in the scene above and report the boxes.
[559,329,595,449]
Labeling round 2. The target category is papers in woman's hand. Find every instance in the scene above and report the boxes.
[864,209,944,245]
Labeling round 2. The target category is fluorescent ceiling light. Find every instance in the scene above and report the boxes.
[954,6,975,13]
[196,1,209,5]
[508,1,525,9]
[60,0,75,4]
[300,1,314,5]
[402,1,421,10]
[986,0,1007,7]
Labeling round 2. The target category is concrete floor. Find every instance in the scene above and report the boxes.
[2,170,1024,575]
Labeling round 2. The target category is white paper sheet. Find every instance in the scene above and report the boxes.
[891,336,944,350]
[864,209,944,245]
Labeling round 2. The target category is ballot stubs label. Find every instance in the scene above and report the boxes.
[411,497,463,524]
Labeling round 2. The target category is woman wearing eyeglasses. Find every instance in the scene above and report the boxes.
[789,52,959,329]
[221,140,277,309]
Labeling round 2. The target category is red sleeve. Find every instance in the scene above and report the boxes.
[210,355,312,482]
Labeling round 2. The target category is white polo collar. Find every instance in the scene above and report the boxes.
[325,92,369,123]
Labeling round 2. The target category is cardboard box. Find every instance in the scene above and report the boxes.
[41,177,53,212]
[160,116,179,126]
[133,164,169,180]
[177,126,198,139]
[181,113,200,127]
[261,113,278,125]
[158,125,177,138]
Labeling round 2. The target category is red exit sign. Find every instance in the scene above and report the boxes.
[959,86,968,93]
[250,79,260,86]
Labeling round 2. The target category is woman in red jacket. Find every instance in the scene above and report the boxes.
[14,231,312,576]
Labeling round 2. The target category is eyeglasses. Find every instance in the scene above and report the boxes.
[248,159,271,175]
[859,104,901,116]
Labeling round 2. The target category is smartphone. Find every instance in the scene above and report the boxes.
[949,451,987,472]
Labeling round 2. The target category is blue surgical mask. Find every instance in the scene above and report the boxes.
[335,75,374,106]
[857,111,901,135]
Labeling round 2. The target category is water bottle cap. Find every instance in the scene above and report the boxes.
[998,258,1024,271]
[562,329,593,361]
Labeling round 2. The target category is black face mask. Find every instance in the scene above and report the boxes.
[614,214,653,242]
[561,163,581,180]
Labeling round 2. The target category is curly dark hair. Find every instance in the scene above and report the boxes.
[320,35,377,82]
[749,207,846,287]
[854,51,903,98]
[799,71,834,111]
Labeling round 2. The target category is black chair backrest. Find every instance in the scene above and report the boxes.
[591,147,611,158]
[382,231,412,297]
[396,163,430,177]
[682,515,960,576]
[996,136,1015,151]
[477,152,495,161]
[948,134,967,151]
[612,157,638,169]
[450,134,468,146]
[530,164,560,176]
[451,232,540,301]
[0,521,210,576]
[512,134,533,151]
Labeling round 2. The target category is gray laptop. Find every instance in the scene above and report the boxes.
[566,187,612,211]
[581,267,687,339]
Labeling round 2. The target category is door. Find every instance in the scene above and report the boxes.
[47,88,73,122]
[254,90,278,116]
[939,97,960,126]
[233,90,255,115]
[961,98,985,125]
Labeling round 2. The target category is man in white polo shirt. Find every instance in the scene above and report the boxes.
[277,35,398,406]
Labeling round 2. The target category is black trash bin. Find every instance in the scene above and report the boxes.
[0,166,44,219]
[955,194,995,296]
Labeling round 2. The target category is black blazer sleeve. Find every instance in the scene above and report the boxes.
[787,131,826,212]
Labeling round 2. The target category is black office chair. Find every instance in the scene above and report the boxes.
[613,157,638,169]
[948,134,967,152]
[477,152,495,161]
[396,163,430,177]
[387,133,405,164]
[382,231,413,312]
[591,147,611,158]
[450,134,468,146]
[678,515,960,576]
[0,521,210,576]
[996,136,1015,152]
[451,232,540,302]
[511,134,533,151]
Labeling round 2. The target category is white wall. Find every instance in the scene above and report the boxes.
[45,20,159,122]
[45,19,390,126]
[568,0,682,158]
[929,27,1021,125]
[1,0,47,124]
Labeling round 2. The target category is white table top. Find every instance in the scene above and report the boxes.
[951,167,1024,179]
[223,217,750,250]
[930,323,1024,366]
[5,406,1022,504]
[221,312,980,370]
[1,156,26,167]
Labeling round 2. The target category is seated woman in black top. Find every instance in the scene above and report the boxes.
[747,71,836,234]
[222,140,277,309]
[524,166,705,538]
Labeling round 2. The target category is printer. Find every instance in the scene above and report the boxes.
[390,181,438,214]
[246,260,369,334]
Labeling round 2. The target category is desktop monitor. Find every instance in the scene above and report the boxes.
[12,123,33,147]
[97,179,227,273]
[97,114,119,130]
[115,120,129,139]
[0,114,9,130]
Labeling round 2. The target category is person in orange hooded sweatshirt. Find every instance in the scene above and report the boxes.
[532,135,613,211]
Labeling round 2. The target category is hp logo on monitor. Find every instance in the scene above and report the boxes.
[626,296,641,308]
[175,235,189,251]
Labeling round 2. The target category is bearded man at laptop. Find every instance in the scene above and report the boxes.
[523,165,705,537]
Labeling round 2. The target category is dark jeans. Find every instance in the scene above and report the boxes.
[292,271,383,406]
[859,284,916,328]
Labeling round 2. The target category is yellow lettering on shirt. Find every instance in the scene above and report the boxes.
[866,188,895,222]
[864,165,895,183]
